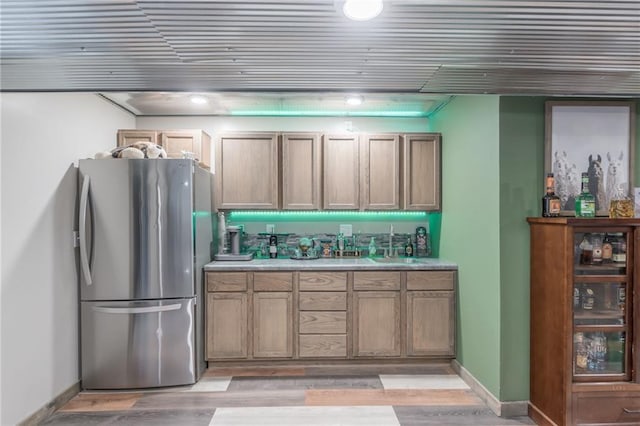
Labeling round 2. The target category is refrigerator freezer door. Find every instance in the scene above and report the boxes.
[81,298,197,389]
[78,159,194,300]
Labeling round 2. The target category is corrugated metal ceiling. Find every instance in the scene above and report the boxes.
[1,0,638,112]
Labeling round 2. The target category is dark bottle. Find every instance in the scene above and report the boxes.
[404,237,414,257]
[542,173,561,217]
[269,235,278,258]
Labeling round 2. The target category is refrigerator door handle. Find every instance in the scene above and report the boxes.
[92,303,183,315]
[79,174,93,286]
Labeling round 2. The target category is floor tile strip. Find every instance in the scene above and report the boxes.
[132,389,306,409]
[304,363,454,376]
[226,375,383,391]
[379,374,470,390]
[205,367,307,377]
[393,405,537,425]
[184,377,232,392]
[209,406,400,426]
[58,392,144,412]
[305,389,484,407]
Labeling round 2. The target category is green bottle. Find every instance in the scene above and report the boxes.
[575,172,595,217]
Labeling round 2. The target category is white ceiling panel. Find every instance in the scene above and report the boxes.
[1,0,638,114]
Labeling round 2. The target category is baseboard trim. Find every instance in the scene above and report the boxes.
[451,360,528,418]
[18,381,80,426]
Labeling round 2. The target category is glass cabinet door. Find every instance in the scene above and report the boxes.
[572,230,630,381]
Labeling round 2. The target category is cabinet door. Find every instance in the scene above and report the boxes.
[323,134,360,209]
[216,133,279,209]
[406,291,455,357]
[402,133,441,210]
[206,293,248,359]
[253,292,293,358]
[361,134,400,210]
[160,129,212,168]
[353,291,401,357]
[116,129,158,147]
[282,133,321,210]
[572,229,631,381]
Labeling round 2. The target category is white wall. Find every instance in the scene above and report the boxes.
[0,93,134,425]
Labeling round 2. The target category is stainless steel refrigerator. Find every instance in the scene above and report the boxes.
[77,159,213,389]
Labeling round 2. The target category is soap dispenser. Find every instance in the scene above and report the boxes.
[368,237,377,258]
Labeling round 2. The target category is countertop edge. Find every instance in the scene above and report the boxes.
[204,258,458,271]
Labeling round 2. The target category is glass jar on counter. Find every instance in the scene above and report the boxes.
[609,185,634,218]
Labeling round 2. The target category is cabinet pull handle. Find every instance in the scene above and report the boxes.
[623,408,640,414]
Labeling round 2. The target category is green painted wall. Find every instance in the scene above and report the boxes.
[498,96,546,400]
[430,95,502,397]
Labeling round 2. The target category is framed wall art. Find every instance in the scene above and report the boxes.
[545,100,636,216]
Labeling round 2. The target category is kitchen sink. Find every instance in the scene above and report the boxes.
[369,257,419,264]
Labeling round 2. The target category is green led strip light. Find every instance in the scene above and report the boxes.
[228,211,430,222]
[230,110,427,118]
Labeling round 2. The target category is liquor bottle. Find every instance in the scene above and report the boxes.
[601,233,613,263]
[542,173,561,217]
[404,237,414,257]
[612,234,627,263]
[581,285,595,311]
[591,234,603,264]
[575,172,596,217]
[269,235,278,258]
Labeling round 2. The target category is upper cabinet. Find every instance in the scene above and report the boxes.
[282,133,321,210]
[216,132,279,210]
[402,133,441,210]
[160,130,211,167]
[323,134,361,210]
[116,129,212,169]
[360,134,400,210]
[117,129,158,147]
[212,131,441,212]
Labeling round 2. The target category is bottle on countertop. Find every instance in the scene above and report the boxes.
[404,237,414,257]
[217,212,227,254]
[542,173,561,217]
[368,237,377,258]
[575,172,596,217]
[269,235,278,258]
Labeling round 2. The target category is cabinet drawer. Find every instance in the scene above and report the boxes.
[299,272,347,291]
[299,292,346,311]
[207,272,248,292]
[574,391,640,425]
[253,272,293,291]
[406,271,455,290]
[299,311,347,334]
[299,335,347,358]
[353,271,400,290]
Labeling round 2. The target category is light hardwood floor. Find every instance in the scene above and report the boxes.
[42,364,535,425]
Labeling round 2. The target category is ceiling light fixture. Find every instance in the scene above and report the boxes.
[342,0,383,21]
[190,95,208,105]
[346,95,364,106]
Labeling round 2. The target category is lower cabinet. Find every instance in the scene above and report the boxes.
[206,292,248,359]
[205,269,455,362]
[406,291,454,356]
[253,292,293,358]
[353,291,401,357]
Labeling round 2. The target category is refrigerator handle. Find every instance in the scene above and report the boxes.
[92,303,182,314]
[79,174,93,286]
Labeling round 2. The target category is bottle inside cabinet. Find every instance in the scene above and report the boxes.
[574,231,627,275]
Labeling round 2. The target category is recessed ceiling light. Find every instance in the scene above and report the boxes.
[190,95,208,105]
[342,0,383,21]
[346,95,364,106]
